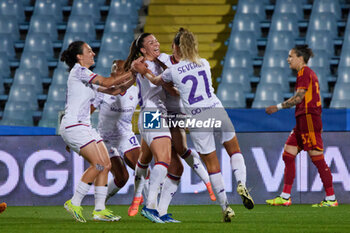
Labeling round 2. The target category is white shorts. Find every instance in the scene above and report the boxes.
[103,133,140,158]
[138,113,171,147]
[59,124,103,154]
[189,109,236,154]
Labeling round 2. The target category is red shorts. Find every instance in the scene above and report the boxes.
[286,114,323,151]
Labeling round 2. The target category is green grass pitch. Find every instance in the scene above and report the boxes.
[1,204,349,233]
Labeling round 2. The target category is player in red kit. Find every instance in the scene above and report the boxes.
[265,45,338,207]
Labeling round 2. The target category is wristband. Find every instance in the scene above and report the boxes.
[276,103,283,110]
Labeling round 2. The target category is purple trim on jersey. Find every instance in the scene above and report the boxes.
[80,139,96,149]
[208,170,221,175]
[65,123,90,129]
[155,161,169,168]
[167,173,181,181]
[181,149,191,159]
[137,161,149,169]
[123,146,140,156]
[96,139,103,144]
[153,135,171,141]
[88,74,97,84]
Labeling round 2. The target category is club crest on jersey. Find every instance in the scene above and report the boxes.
[143,110,161,129]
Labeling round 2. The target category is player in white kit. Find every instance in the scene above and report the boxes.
[91,60,142,203]
[143,29,255,222]
[123,33,173,223]
[59,41,144,222]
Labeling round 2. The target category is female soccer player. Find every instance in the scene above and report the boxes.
[59,41,144,222]
[124,33,215,223]
[143,29,254,222]
[265,45,337,207]
[123,33,173,223]
[91,60,141,202]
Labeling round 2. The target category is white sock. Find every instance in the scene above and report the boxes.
[209,172,228,211]
[71,181,91,206]
[142,173,150,200]
[146,163,168,210]
[325,195,336,201]
[280,192,291,199]
[230,153,247,186]
[134,161,149,198]
[158,174,180,217]
[106,179,121,201]
[94,186,108,211]
[182,149,210,184]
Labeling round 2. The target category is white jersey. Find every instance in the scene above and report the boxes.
[161,58,222,115]
[136,58,166,113]
[158,53,184,114]
[61,63,99,127]
[95,85,139,138]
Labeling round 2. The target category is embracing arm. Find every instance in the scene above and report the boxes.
[265,88,306,115]
[98,76,136,96]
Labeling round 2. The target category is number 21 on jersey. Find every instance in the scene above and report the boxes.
[181,70,211,105]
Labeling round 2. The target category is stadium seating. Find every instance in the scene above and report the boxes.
[0,33,15,59]
[8,84,38,111]
[306,30,334,57]
[338,49,350,68]
[109,0,139,24]
[39,100,65,128]
[274,0,304,20]
[307,50,331,75]
[265,31,295,53]
[312,0,342,19]
[1,100,34,126]
[252,83,284,107]
[61,32,91,53]
[216,84,246,108]
[99,32,133,57]
[71,0,101,23]
[95,50,125,76]
[28,15,58,41]
[337,67,350,83]
[259,67,289,92]
[51,68,69,86]
[227,31,258,56]
[330,83,350,108]
[0,15,20,40]
[220,67,251,93]
[46,84,67,102]
[269,13,299,38]
[19,52,49,77]
[0,0,25,22]
[13,68,43,94]
[65,15,96,42]
[310,67,329,92]
[230,13,261,38]
[236,0,266,21]
[23,33,54,59]
[0,52,11,77]
[33,0,63,23]
[307,12,338,37]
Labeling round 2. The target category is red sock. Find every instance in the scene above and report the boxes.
[282,151,296,194]
[311,154,334,196]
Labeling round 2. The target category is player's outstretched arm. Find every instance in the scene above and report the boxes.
[266,89,306,115]
[98,76,136,96]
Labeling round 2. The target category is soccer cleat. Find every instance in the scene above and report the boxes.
[266,196,292,206]
[222,206,235,222]
[237,184,254,209]
[92,209,121,221]
[205,182,216,201]
[159,213,181,223]
[140,206,164,223]
[128,196,143,217]
[312,200,338,207]
[64,199,86,223]
[0,202,7,214]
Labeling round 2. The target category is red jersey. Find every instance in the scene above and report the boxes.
[295,66,322,117]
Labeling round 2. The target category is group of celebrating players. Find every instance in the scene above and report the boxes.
[58,26,337,224]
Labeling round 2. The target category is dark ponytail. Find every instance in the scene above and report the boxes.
[173,27,185,46]
[124,33,152,71]
[60,41,85,71]
[293,45,314,64]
